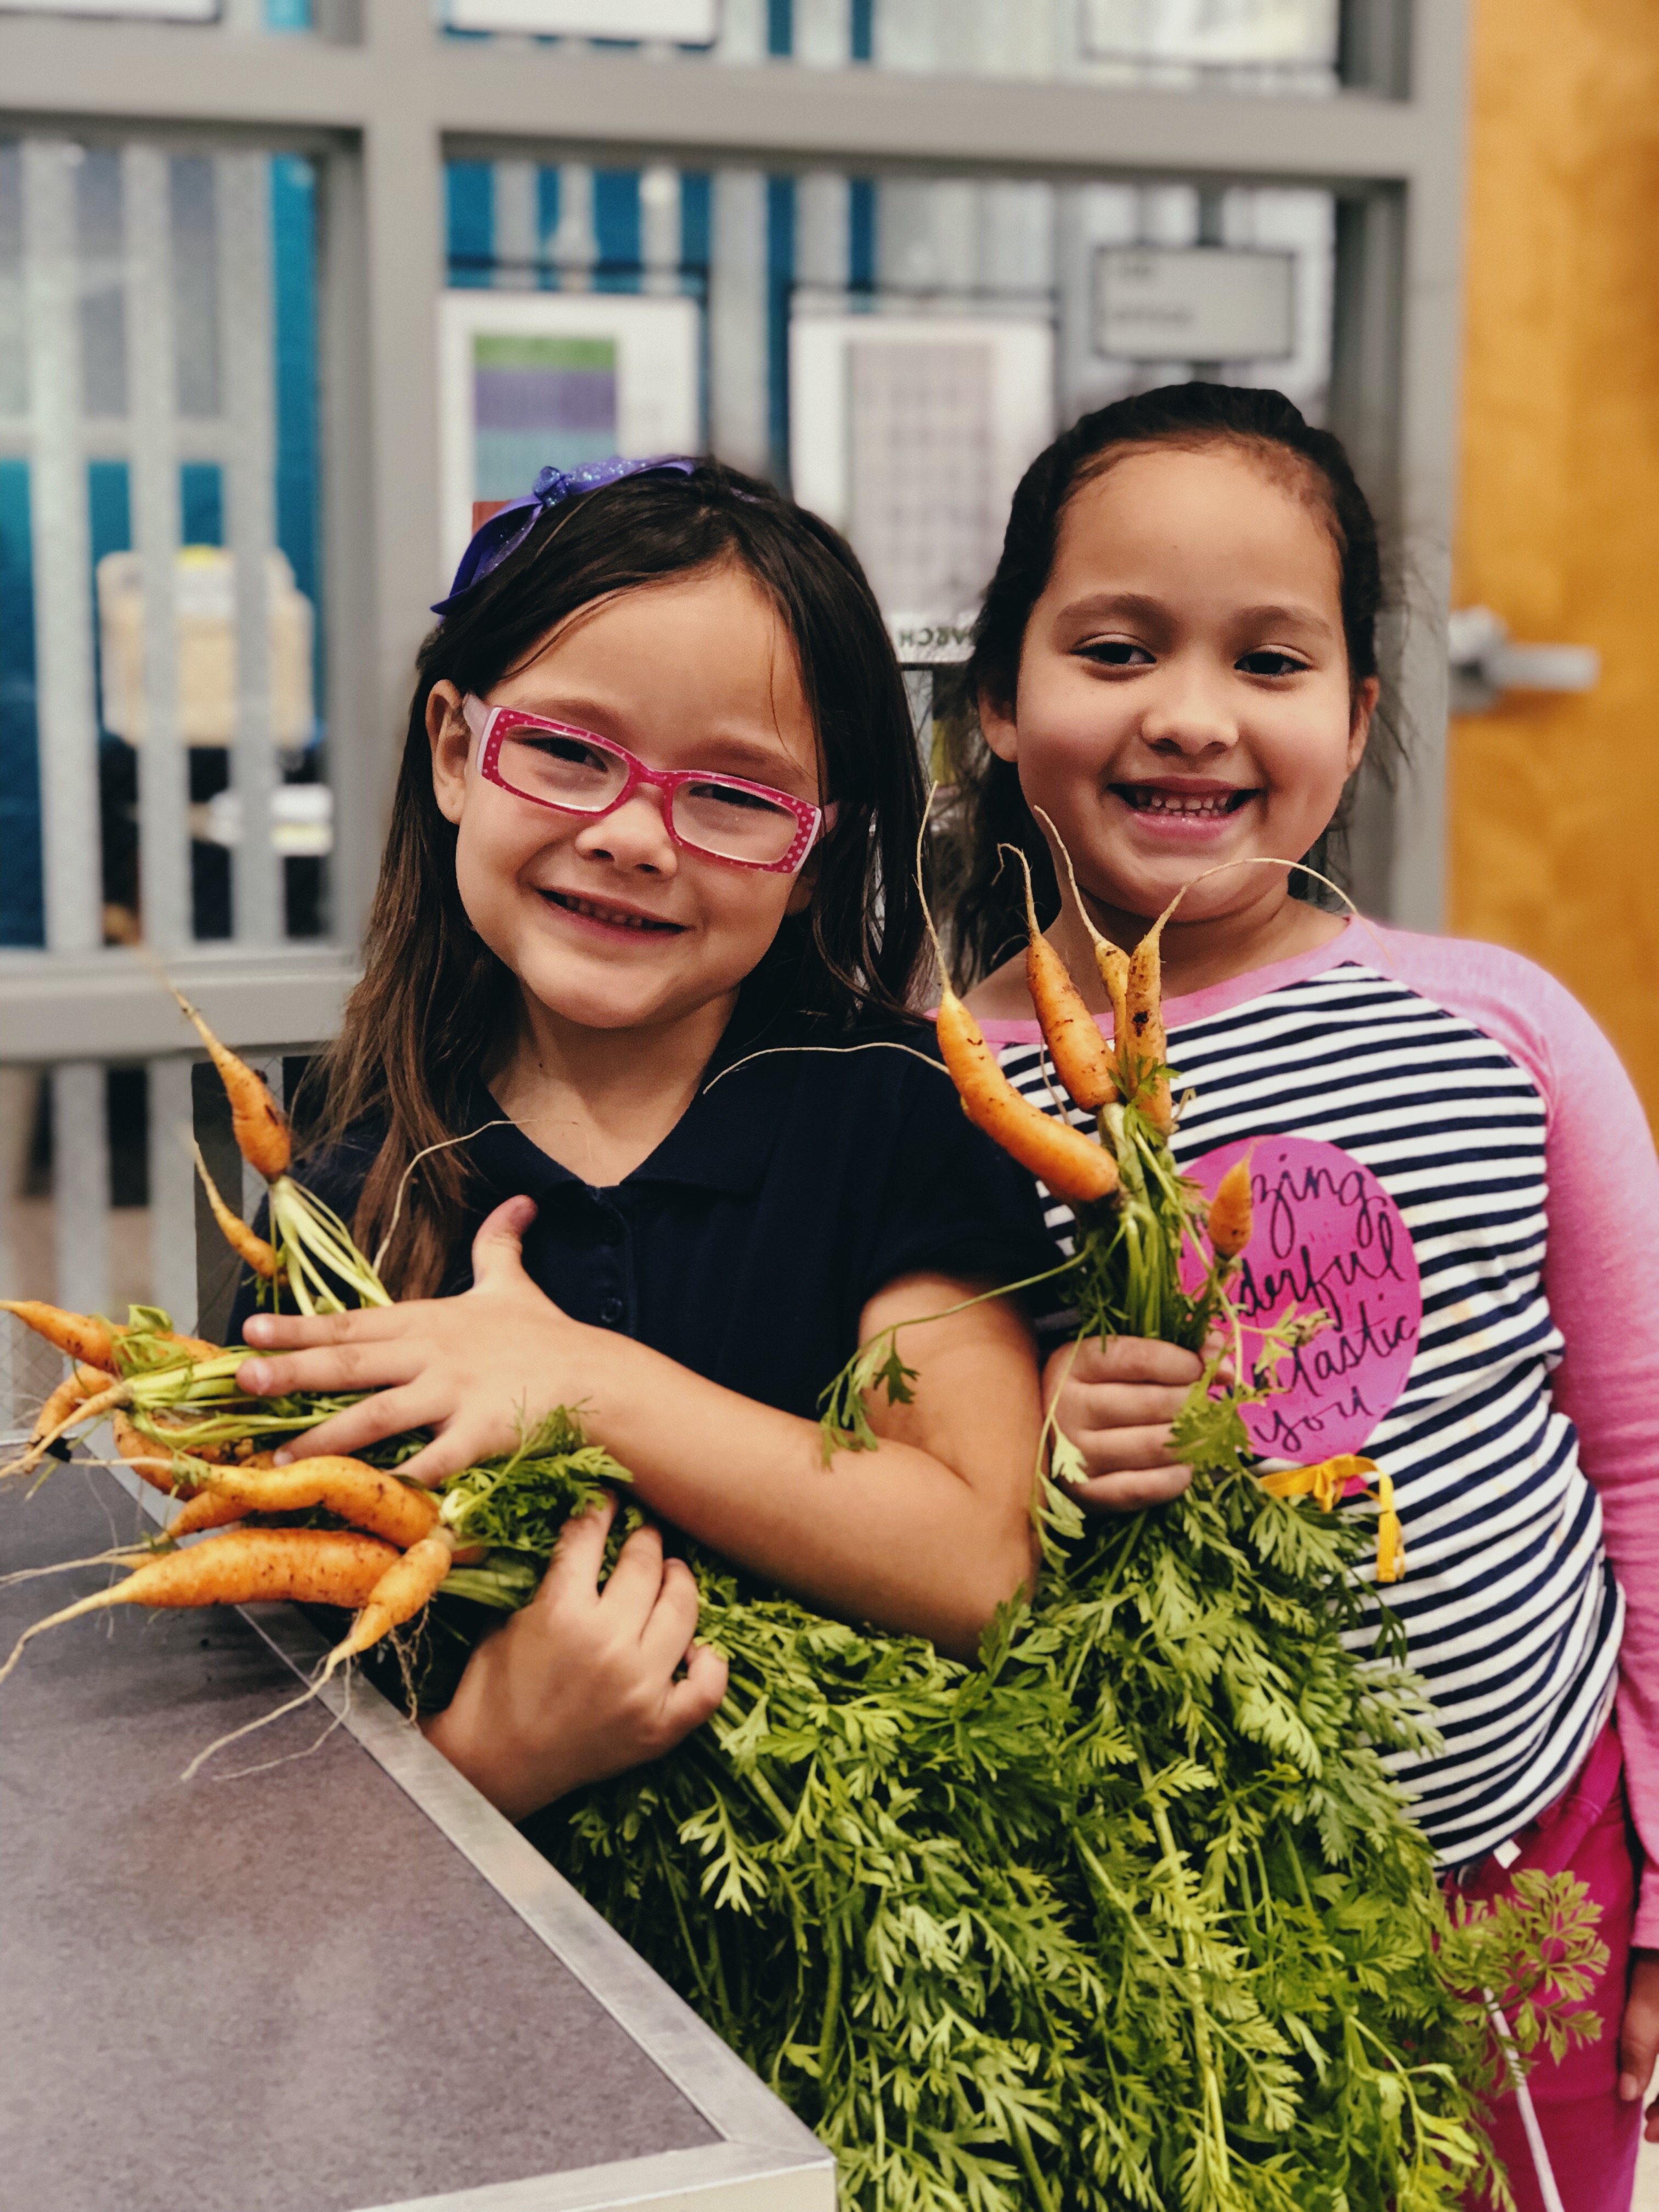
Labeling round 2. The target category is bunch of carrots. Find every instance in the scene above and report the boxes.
[906,835,1403,1577]
[0,991,437,1691]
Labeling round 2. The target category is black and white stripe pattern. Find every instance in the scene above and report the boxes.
[1003,960,1620,1867]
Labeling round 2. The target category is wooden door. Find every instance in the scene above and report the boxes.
[1451,0,1659,1126]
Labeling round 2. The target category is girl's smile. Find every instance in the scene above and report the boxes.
[534,886,687,938]
[1111,774,1259,836]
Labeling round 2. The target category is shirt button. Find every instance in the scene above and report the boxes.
[598,1295,624,1327]
[595,1216,623,1248]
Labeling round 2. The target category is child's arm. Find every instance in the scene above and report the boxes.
[239,1198,1042,1661]
[423,1494,727,1822]
[1511,968,1659,2124]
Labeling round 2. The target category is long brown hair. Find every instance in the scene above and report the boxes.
[302,461,927,1296]
[935,383,1397,988]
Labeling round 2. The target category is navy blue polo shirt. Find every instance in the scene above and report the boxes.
[238,1012,1056,1423]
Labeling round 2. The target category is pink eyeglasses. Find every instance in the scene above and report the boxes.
[462,695,832,874]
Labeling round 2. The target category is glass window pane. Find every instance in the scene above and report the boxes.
[436,0,1350,94]
[0,136,329,953]
[443,156,1335,624]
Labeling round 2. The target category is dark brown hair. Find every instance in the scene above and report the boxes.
[937,383,1394,988]
[302,460,927,1296]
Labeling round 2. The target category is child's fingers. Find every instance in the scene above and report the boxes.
[1058,1421,1188,1475]
[385,1416,516,1489]
[239,1341,423,1400]
[242,1305,431,1350]
[1065,1464,1195,1513]
[1046,1335,1203,1393]
[638,1555,701,1674]
[1062,1381,1194,1431]
[596,1523,672,1634]
[538,1496,617,1605]
[274,1385,457,1473]
[662,1643,729,1740]
[468,1196,540,1292]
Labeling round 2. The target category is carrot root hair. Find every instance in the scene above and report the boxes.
[0,1582,132,1685]
[320,1528,458,1681]
[179,1675,333,1784]
[1,1381,133,1481]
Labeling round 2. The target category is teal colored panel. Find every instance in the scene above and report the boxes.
[0,459,43,945]
[180,461,223,547]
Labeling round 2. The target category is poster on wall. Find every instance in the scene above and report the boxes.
[437,290,701,582]
[790,313,1054,624]
[443,0,717,36]
[1080,0,1337,65]
[1095,246,1295,362]
[0,0,218,14]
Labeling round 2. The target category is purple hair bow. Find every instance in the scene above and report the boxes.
[432,454,697,616]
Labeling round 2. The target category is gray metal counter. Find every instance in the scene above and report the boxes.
[0,1458,834,2212]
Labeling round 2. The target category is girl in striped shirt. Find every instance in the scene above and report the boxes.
[940,381,1659,2210]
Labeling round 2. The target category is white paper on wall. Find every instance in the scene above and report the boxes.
[791,313,1054,622]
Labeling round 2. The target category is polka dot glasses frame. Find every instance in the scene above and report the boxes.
[462,695,833,874]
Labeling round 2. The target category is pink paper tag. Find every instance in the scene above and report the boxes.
[1180,1135,1421,1462]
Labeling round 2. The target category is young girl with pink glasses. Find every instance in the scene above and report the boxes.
[232,458,1053,1819]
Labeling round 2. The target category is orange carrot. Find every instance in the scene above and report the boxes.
[29,1365,115,1447]
[1124,910,1176,1134]
[2,1379,131,1480]
[1097,944,1131,1059]
[936,988,1120,1206]
[1207,1155,1255,1261]
[171,988,291,1181]
[169,1457,441,1550]
[110,1409,209,1498]
[1029,808,1136,1082]
[160,1489,249,1538]
[191,1141,278,1277]
[1005,846,1117,1111]
[0,1528,401,1685]
[1,1301,117,1370]
[323,1529,458,1677]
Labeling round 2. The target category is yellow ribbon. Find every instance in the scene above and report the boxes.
[1257,1454,1404,1582]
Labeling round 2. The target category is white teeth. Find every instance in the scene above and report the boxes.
[1126,789,1240,816]
[558,894,666,930]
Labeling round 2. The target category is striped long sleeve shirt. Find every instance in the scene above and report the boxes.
[978,921,1659,1937]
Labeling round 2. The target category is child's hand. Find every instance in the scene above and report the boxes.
[1618,1948,1659,2140]
[1045,1335,1205,1511]
[237,1195,602,1483]
[422,1495,729,1822]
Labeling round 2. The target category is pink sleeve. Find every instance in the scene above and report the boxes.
[1387,933,1659,1942]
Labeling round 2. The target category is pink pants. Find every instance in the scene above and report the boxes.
[1458,1719,1643,2212]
